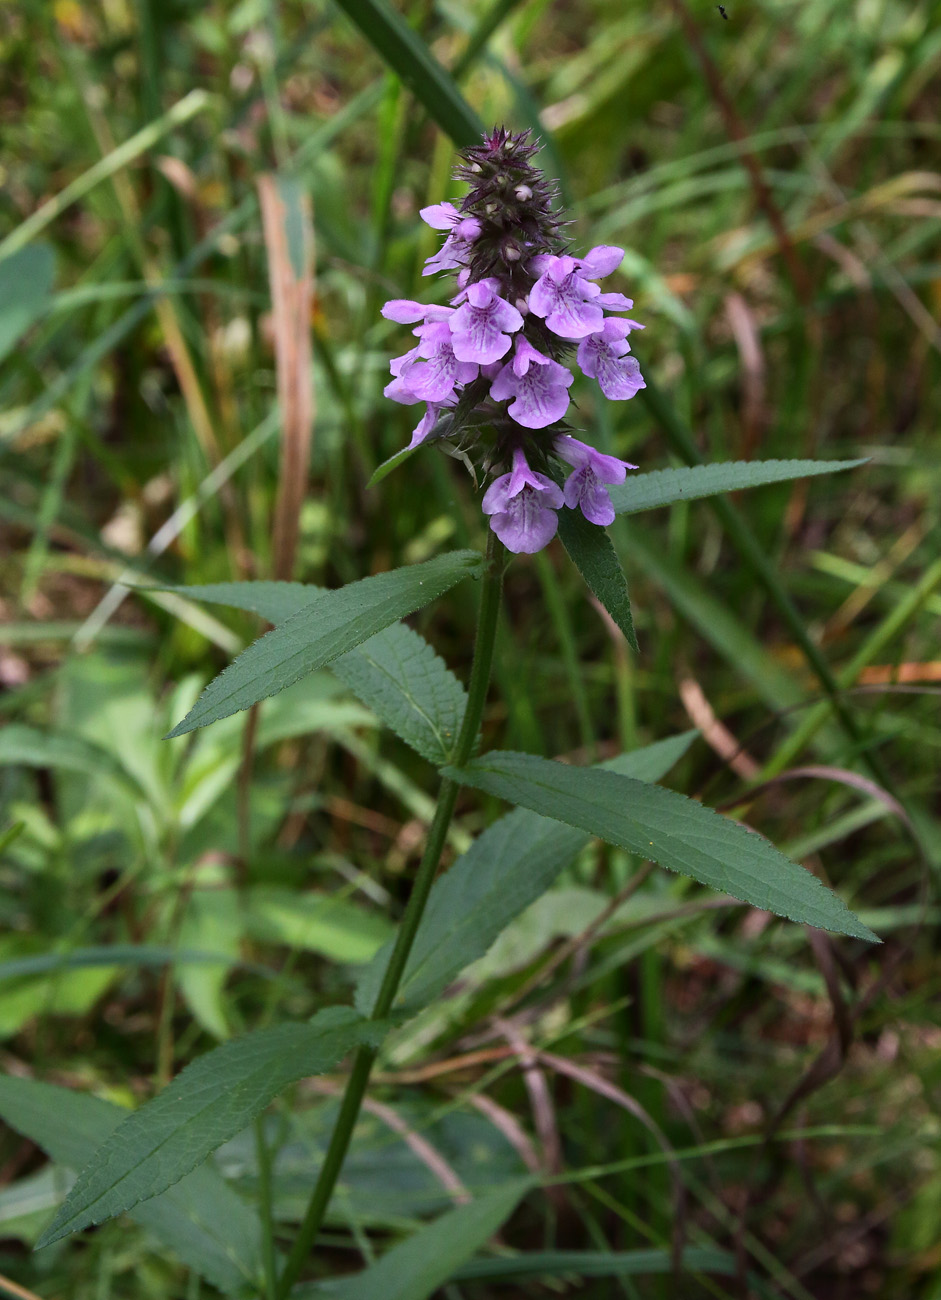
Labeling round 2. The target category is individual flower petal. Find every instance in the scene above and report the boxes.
[577,245,625,278]
[489,337,574,428]
[381,299,431,324]
[528,256,605,339]
[577,320,646,400]
[482,448,563,553]
[384,344,423,403]
[594,291,636,313]
[419,203,482,243]
[420,202,462,230]
[449,277,524,364]
[554,434,638,526]
[389,343,422,377]
[407,403,443,449]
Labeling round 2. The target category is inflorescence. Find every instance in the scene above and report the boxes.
[381,127,645,554]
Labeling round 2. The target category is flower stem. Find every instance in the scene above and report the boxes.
[275,534,504,1298]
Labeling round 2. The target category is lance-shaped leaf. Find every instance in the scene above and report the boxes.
[443,752,879,943]
[356,733,698,1016]
[161,581,468,764]
[332,0,483,149]
[557,506,638,650]
[609,458,867,516]
[166,551,481,737]
[0,244,55,362]
[296,1181,530,1299]
[36,1008,386,1248]
[0,1076,266,1296]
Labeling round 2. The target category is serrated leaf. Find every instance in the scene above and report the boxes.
[36,1007,386,1248]
[356,733,698,1015]
[0,244,55,362]
[166,551,482,737]
[557,506,638,650]
[0,1076,265,1296]
[298,1181,529,1299]
[331,621,467,763]
[610,458,868,516]
[160,581,469,763]
[443,752,879,943]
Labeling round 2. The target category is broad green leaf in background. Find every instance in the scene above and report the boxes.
[162,581,469,763]
[609,458,868,516]
[0,244,55,362]
[176,884,243,1040]
[444,752,879,942]
[297,1181,530,1299]
[166,551,481,737]
[37,1008,387,1247]
[557,506,638,650]
[244,888,393,964]
[0,1076,265,1296]
[0,724,148,798]
[356,733,698,1016]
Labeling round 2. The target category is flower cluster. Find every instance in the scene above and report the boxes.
[380,128,645,554]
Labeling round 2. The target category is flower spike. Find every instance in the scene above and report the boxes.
[379,126,644,553]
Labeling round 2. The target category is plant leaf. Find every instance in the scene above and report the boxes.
[557,507,638,651]
[0,244,55,362]
[443,752,879,943]
[244,888,393,964]
[297,1181,529,1299]
[451,1245,738,1282]
[366,443,420,488]
[0,724,148,797]
[356,733,698,1015]
[159,582,469,764]
[610,458,868,516]
[36,1008,386,1248]
[331,0,483,148]
[0,1076,265,1296]
[165,551,481,737]
[332,621,467,763]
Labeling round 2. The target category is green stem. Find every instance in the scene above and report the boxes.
[254,1116,279,1300]
[275,534,504,1298]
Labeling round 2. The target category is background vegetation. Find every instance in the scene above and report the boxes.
[1,0,940,1295]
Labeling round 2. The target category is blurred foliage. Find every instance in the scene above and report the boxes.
[1,0,941,1295]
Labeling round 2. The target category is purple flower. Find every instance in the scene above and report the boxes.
[481,447,564,553]
[404,320,479,402]
[420,202,482,242]
[554,434,637,526]
[576,319,646,400]
[449,277,523,364]
[489,337,574,429]
[528,245,632,340]
[420,203,482,277]
[406,402,449,450]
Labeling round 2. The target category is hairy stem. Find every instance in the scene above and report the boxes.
[276,533,504,1297]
